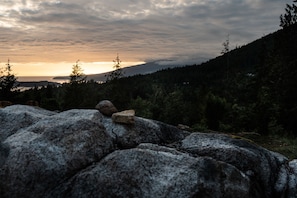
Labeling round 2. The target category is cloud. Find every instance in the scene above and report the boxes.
[0,0,293,66]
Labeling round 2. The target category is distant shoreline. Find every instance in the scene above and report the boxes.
[17,76,68,84]
[16,77,68,90]
[16,62,181,86]
[17,81,61,88]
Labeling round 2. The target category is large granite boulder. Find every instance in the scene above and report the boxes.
[0,105,296,198]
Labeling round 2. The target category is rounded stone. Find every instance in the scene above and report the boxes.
[95,100,118,116]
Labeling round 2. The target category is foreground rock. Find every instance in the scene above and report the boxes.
[0,105,296,198]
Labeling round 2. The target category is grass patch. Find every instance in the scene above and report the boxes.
[200,131,297,160]
[245,134,297,160]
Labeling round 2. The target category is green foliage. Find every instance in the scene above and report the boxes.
[251,134,297,160]
[205,93,227,131]
[162,90,186,125]
[62,60,93,110]
[41,98,60,111]
[70,60,86,84]
[62,81,100,110]
[129,96,153,118]
[0,59,18,101]
[280,0,297,28]
[221,34,230,55]
[106,54,124,82]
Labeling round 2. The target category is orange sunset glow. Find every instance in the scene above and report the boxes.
[11,61,145,77]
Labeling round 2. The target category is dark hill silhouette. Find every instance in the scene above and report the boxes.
[94,23,297,134]
[53,61,182,82]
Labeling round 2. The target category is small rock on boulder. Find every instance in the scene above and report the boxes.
[112,110,135,124]
[95,100,118,116]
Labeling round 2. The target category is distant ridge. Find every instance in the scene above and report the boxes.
[54,61,181,82]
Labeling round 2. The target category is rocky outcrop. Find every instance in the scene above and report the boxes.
[0,105,296,198]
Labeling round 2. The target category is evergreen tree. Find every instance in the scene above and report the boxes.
[221,34,231,81]
[106,54,124,82]
[69,60,86,84]
[221,34,230,55]
[62,60,87,109]
[280,0,297,28]
[0,59,18,101]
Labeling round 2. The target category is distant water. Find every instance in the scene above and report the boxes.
[17,76,68,84]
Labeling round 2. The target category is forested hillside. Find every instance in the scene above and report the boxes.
[5,23,297,136]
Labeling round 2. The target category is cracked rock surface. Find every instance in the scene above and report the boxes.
[0,105,296,198]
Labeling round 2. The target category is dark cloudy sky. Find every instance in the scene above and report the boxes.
[0,0,292,76]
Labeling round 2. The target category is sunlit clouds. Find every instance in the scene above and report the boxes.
[0,0,292,76]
